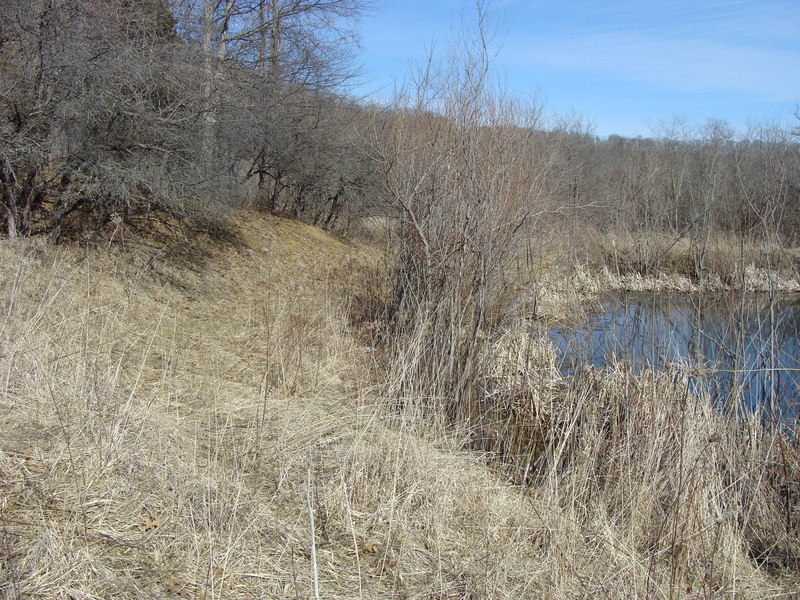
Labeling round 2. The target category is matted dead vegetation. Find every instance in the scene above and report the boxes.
[1,213,798,599]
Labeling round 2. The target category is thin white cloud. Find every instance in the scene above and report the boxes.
[501,0,800,101]
[514,34,796,99]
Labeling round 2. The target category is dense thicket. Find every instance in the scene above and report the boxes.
[0,0,374,239]
[0,0,197,238]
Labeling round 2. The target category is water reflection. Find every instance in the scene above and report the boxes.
[548,292,800,421]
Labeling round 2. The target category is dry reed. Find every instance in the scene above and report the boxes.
[1,213,798,599]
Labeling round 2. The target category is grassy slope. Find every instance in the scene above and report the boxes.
[1,213,798,599]
[0,212,377,598]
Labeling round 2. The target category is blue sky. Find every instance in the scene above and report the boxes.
[354,0,800,138]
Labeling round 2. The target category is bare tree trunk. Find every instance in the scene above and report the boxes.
[268,0,282,80]
[0,157,18,238]
[200,0,235,165]
[258,0,268,73]
[201,0,217,163]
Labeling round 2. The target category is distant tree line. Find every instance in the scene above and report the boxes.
[534,119,800,278]
[1,0,798,253]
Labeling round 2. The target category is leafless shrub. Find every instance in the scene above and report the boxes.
[0,0,236,239]
[367,6,554,429]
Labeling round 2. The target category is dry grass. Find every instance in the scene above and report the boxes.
[1,213,798,599]
[0,214,374,598]
[514,230,800,325]
[573,230,800,292]
[359,321,800,598]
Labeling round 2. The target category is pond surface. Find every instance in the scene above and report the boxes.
[548,292,800,421]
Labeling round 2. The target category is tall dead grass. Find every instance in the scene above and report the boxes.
[572,228,800,291]
[1,214,798,599]
[337,322,799,598]
[0,217,375,599]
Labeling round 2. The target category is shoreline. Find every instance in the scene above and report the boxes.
[531,264,800,324]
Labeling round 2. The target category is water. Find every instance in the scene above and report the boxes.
[548,292,800,421]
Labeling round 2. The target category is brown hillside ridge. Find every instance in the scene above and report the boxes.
[1,212,798,599]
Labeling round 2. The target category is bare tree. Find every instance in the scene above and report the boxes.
[371,4,548,425]
[794,101,800,138]
[170,0,373,221]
